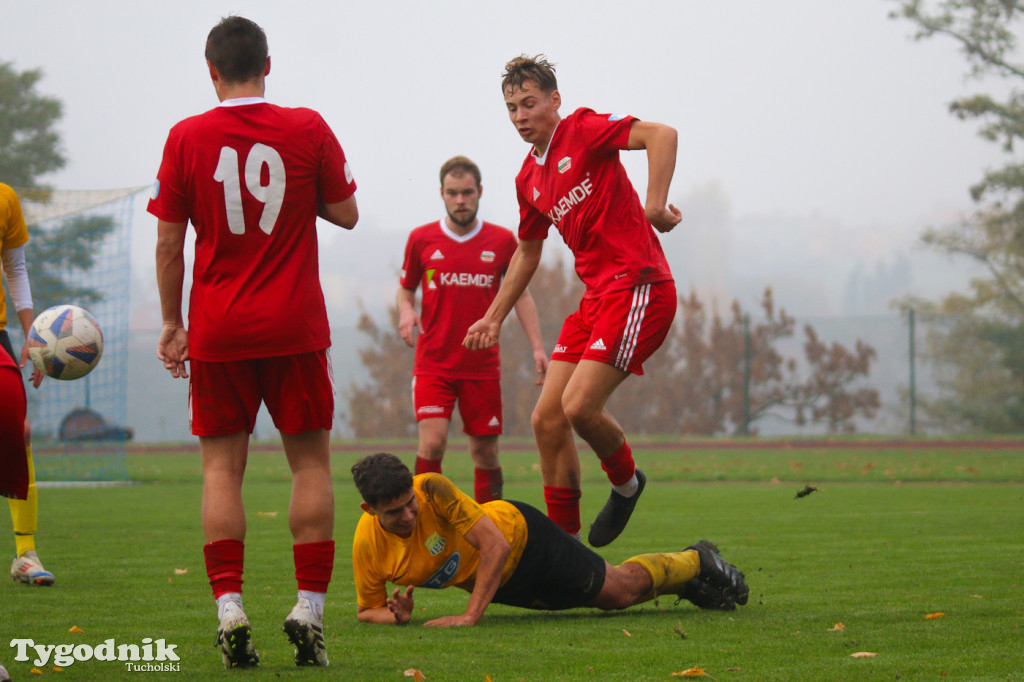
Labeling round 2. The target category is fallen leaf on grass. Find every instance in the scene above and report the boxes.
[827,623,845,632]
[68,626,84,633]
[30,669,42,675]
[671,667,717,679]
[726,668,742,672]
[622,629,632,637]
[174,568,188,575]
[850,652,878,658]
[257,511,278,518]
[925,612,945,619]
[485,676,492,682]
[969,594,983,599]
[403,669,426,680]
[52,667,64,672]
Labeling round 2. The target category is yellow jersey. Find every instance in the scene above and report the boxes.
[352,474,529,609]
[0,183,29,331]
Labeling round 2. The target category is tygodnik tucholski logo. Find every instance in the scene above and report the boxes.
[10,637,181,672]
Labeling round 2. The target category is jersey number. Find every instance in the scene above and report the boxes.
[213,144,286,235]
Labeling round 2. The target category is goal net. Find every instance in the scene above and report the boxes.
[5,187,145,483]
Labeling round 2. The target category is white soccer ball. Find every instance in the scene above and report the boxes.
[27,305,104,380]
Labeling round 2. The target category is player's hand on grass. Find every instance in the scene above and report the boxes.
[398,308,421,347]
[646,203,682,233]
[157,323,190,379]
[533,348,549,385]
[388,586,415,625]
[424,613,478,627]
[19,341,44,388]
[463,318,500,351]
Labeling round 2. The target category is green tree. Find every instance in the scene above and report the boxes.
[0,61,66,188]
[893,1,1024,431]
[1,62,115,319]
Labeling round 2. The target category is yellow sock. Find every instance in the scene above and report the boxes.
[622,549,700,601]
[8,445,38,557]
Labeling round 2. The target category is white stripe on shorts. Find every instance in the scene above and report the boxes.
[614,283,651,371]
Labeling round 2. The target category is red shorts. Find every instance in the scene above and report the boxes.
[412,374,502,436]
[0,365,28,500]
[551,280,676,375]
[189,350,334,437]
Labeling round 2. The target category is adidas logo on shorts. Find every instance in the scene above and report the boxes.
[488,416,500,427]
[590,338,607,351]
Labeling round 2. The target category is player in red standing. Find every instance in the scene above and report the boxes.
[398,156,547,503]
[465,55,681,547]
[149,16,357,669]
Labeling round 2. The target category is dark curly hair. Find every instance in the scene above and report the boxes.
[351,453,414,507]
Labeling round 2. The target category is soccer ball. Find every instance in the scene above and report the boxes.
[27,305,104,380]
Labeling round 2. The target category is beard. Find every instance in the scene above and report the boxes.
[447,208,478,228]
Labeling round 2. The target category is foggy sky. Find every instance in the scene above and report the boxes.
[2,0,1005,317]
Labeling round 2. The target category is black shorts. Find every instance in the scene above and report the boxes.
[0,330,17,364]
[492,501,607,610]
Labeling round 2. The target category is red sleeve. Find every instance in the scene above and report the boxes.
[147,127,190,223]
[516,180,550,242]
[399,230,421,290]
[574,108,636,154]
[317,116,357,204]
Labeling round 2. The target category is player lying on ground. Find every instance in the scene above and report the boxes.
[351,453,748,625]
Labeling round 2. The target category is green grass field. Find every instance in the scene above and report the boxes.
[2,442,1022,681]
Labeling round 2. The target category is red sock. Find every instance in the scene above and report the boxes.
[415,457,442,475]
[204,539,244,599]
[600,441,636,486]
[544,485,582,535]
[474,467,503,503]
[294,540,335,593]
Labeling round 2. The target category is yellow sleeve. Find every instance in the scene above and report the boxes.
[352,514,389,609]
[1,185,29,250]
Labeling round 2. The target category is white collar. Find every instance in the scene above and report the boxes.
[530,118,562,165]
[439,218,482,243]
[219,97,267,108]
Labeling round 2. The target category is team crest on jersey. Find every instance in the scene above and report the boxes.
[480,251,495,263]
[430,249,444,260]
[532,187,540,201]
[426,269,437,290]
[424,532,446,556]
[558,157,572,174]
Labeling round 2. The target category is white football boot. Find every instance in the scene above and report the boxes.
[10,550,55,586]
[283,597,328,666]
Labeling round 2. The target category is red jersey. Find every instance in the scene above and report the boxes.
[147,99,356,361]
[400,219,518,378]
[516,108,673,298]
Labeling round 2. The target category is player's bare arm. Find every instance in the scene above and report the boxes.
[396,287,421,347]
[319,194,359,229]
[155,219,190,379]
[424,515,510,627]
[627,120,682,233]
[357,585,415,625]
[512,289,548,385]
[464,238,544,351]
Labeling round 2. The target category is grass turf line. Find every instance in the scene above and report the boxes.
[1,445,1021,680]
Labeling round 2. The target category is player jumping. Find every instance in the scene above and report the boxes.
[465,55,681,546]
